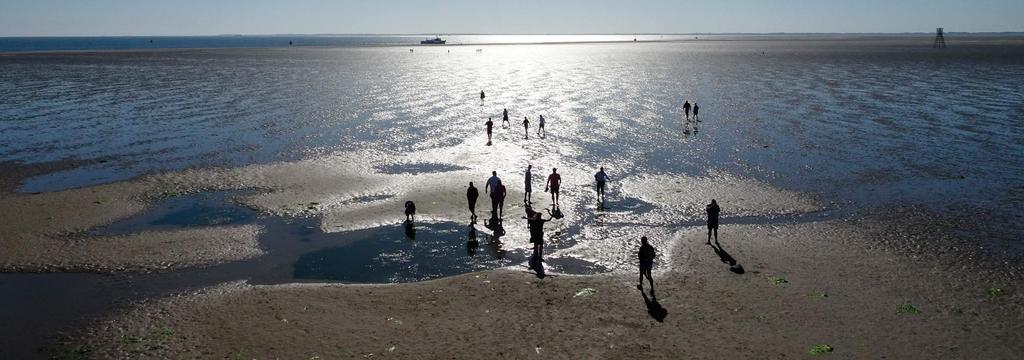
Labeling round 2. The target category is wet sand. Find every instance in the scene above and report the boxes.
[3,145,1023,359]
[67,217,1023,359]
[3,148,1023,358]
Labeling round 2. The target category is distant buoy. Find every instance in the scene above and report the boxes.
[289,41,293,45]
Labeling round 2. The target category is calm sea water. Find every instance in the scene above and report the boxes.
[1,35,1023,248]
[0,34,699,52]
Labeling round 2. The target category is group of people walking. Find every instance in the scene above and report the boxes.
[421,94,717,299]
[467,166,567,221]
[683,100,700,121]
[485,107,547,143]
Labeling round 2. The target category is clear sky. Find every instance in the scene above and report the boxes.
[1,0,1021,36]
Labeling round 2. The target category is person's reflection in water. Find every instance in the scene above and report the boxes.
[484,215,505,241]
[484,216,506,260]
[549,204,564,220]
[466,221,479,255]
[403,219,416,240]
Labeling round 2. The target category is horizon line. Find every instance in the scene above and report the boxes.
[4,31,1024,38]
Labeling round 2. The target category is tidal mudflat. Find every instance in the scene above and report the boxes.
[2,37,1023,358]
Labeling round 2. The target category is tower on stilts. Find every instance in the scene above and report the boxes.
[934,28,946,48]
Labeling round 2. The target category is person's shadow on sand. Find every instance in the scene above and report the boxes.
[641,291,667,322]
[710,242,744,274]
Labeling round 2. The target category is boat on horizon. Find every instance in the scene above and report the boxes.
[420,36,446,45]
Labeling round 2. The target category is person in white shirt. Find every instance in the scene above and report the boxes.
[485,171,501,216]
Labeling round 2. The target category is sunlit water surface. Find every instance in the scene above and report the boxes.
[2,38,1024,268]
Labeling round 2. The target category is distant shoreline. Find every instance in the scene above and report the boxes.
[3,34,1024,55]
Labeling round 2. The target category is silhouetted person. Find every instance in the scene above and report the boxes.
[594,167,611,202]
[546,168,562,205]
[404,219,416,239]
[683,101,692,121]
[502,108,510,127]
[467,182,479,221]
[549,204,564,219]
[525,209,553,270]
[706,199,720,244]
[404,201,416,221]
[480,90,485,100]
[486,171,501,216]
[524,164,533,204]
[537,115,546,137]
[485,118,494,143]
[496,180,507,218]
[693,103,700,122]
[522,117,530,139]
[637,236,656,295]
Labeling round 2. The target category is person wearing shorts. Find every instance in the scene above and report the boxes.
[546,168,562,206]
[526,210,552,270]
[637,236,656,295]
[706,199,720,244]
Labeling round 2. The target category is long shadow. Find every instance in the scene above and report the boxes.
[641,290,667,322]
[710,242,744,274]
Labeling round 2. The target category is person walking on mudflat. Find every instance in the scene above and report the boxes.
[706,199,720,244]
[537,115,546,137]
[594,167,611,202]
[496,180,507,218]
[522,116,530,139]
[637,236,656,296]
[693,102,700,122]
[683,100,692,121]
[486,171,501,216]
[524,164,533,204]
[467,182,479,221]
[525,208,553,269]
[546,168,562,206]
[485,117,494,142]
[502,108,510,128]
